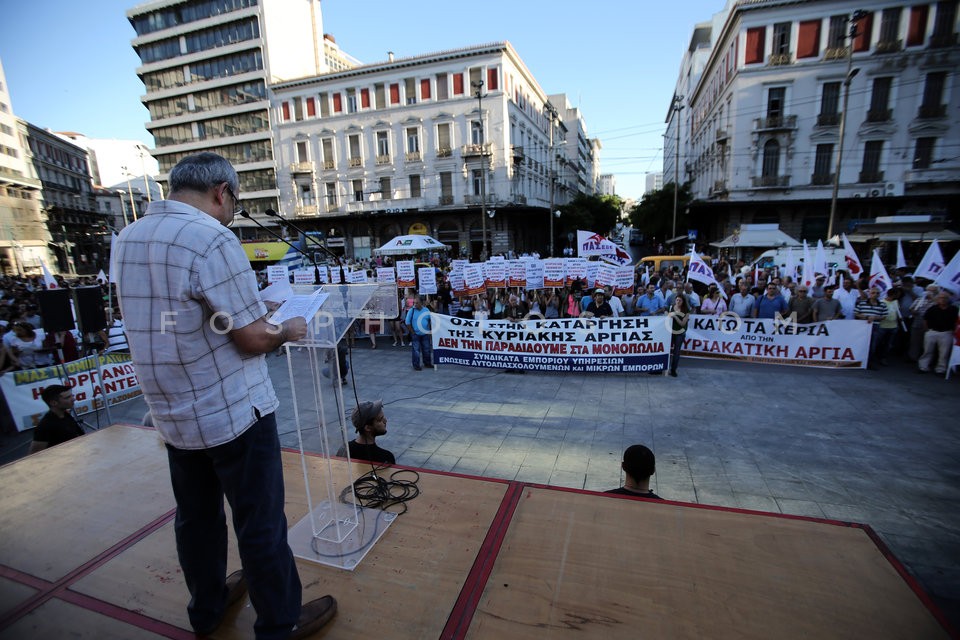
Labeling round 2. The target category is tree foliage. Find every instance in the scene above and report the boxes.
[556,193,623,236]
[628,183,692,243]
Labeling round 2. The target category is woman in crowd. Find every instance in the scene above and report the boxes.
[543,291,560,319]
[667,292,690,377]
[6,323,53,370]
[700,285,727,315]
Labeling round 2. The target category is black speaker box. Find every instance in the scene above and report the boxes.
[73,286,107,334]
[35,289,75,334]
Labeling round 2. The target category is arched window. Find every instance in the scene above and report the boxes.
[762,139,780,178]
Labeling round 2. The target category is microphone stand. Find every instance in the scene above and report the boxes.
[264,209,346,283]
[238,210,320,284]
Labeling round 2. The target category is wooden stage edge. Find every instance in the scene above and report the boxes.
[0,424,960,640]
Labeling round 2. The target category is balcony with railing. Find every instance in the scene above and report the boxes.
[816,113,840,126]
[810,173,834,185]
[461,143,492,157]
[768,52,792,66]
[321,160,336,171]
[375,154,391,165]
[512,145,525,162]
[715,128,728,143]
[294,204,319,217]
[865,108,893,123]
[439,195,454,205]
[289,162,313,174]
[348,157,363,168]
[917,104,946,119]
[751,175,791,188]
[712,180,728,194]
[436,147,453,158]
[824,46,848,60]
[405,151,422,163]
[753,115,797,131]
[858,170,884,183]
[875,39,903,54]
[464,194,495,205]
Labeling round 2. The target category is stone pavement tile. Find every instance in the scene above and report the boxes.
[774,498,826,519]
[500,435,538,451]
[584,472,620,493]
[763,477,811,500]
[452,456,489,476]
[555,454,590,473]
[406,438,445,455]
[491,449,526,467]
[516,465,553,485]
[694,487,736,507]
[464,443,501,458]
[435,440,472,457]
[536,426,567,441]
[733,493,782,514]
[508,425,541,438]
[665,487,698,504]
[549,469,586,490]
[423,453,461,473]
[726,473,769,495]
[482,461,519,481]
[522,451,560,469]
[397,449,431,468]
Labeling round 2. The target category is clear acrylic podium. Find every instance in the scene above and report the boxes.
[283,282,399,570]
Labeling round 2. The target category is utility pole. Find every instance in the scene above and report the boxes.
[547,104,557,257]
[827,10,867,241]
[472,80,489,260]
[671,95,685,241]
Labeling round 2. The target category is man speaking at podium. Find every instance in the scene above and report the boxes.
[115,153,336,639]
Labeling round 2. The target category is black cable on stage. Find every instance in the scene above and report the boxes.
[341,467,421,516]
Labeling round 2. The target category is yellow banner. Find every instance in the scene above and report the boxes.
[242,242,292,261]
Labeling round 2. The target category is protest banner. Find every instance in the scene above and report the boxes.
[682,315,870,369]
[0,353,143,432]
[614,267,636,296]
[463,263,486,295]
[585,261,599,288]
[267,265,288,283]
[293,268,315,284]
[396,260,416,287]
[376,267,397,284]
[431,314,670,373]
[347,268,368,284]
[543,259,565,288]
[418,266,438,295]
[525,260,545,290]
[484,261,507,288]
[565,257,588,285]
[449,268,465,295]
[507,260,526,288]
[595,263,617,288]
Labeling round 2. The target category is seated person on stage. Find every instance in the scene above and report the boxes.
[606,444,662,499]
[336,400,395,465]
[29,384,84,454]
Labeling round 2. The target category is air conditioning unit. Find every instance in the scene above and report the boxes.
[853,192,863,198]
[870,189,882,197]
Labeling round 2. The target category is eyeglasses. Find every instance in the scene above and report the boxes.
[224,184,244,216]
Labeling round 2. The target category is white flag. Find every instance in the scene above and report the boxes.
[784,249,797,282]
[688,250,727,298]
[869,250,892,293]
[914,240,945,282]
[895,238,907,269]
[934,250,960,294]
[40,260,58,289]
[813,239,828,277]
[841,233,863,277]
[801,241,815,289]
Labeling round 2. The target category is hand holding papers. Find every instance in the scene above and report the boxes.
[268,288,330,326]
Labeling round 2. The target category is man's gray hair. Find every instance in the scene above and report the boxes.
[168,152,239,194]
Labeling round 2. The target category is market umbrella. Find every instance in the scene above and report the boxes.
[375,234,449,255]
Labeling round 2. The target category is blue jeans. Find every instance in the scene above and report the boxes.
[165,413,301,639]
[670,331,684,374]
[411,332,433,368]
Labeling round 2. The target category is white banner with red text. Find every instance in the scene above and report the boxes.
[681,315,870,369]
[430,313,670,373]
[0,352,143,432]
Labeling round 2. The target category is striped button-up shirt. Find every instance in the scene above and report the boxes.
[114,200,278,449]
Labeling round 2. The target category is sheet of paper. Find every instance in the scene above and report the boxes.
[268,290,329,325]
[260,279,293,304]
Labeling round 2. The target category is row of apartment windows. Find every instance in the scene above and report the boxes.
[0,124,13,136]
[744,1,958,65]
[143,50,263,93]
[279,67,499,122]
[130,0,258,36]
[27,140,88,173]
[0,145,17,159]
[153,111,269,146]
[157,140,272,172]
[147,81,267,120]
[138,18,260,64]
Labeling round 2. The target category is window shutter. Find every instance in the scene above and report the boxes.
[797,20,821,58]
[332,93,342,112]
[281,102,290,121]
[853,12,873,51]
[907,5,929,46]
[453,73,464,95]
[390,83,400,104]
[745,27,765,64]
[487,68,499,91]
[420,79,431,100]
[360,88,370,109]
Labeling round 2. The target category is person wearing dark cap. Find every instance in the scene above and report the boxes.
[606,444,662,499]
[336,400,395,465]
[582,288,613,318]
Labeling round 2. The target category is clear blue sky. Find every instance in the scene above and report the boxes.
[0,0,724,200]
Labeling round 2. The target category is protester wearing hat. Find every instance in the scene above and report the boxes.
[811,275,826,299]
[336,400,394,465]
[582,288,613,318]
[606,444,662,499]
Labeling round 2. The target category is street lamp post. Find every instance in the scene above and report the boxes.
[137,145,152,203]
[670,95,684,242]
[122,167,139,221]
[117,190,131,228]
[546,104,558,257]
[827,10,867,241]
[472,79,489,260]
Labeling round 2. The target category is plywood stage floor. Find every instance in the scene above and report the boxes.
[0,425,952,639]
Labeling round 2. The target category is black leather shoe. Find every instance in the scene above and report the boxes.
[194,570,247,635]
[290,595,338,639]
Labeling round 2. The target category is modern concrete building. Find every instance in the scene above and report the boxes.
[645,172,664,194]
[599,174,616,196]
[0,59,53,276]
[57,132,162,202]
[126,0,358,221]
[669,0,959,246]
[271,42,592,260]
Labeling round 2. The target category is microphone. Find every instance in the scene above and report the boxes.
[237,210,320,284]
[264,209,346,283]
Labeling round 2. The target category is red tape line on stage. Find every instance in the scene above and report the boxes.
[441,480,524,640]
[58,588,196,639]
[0,508,176,632]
